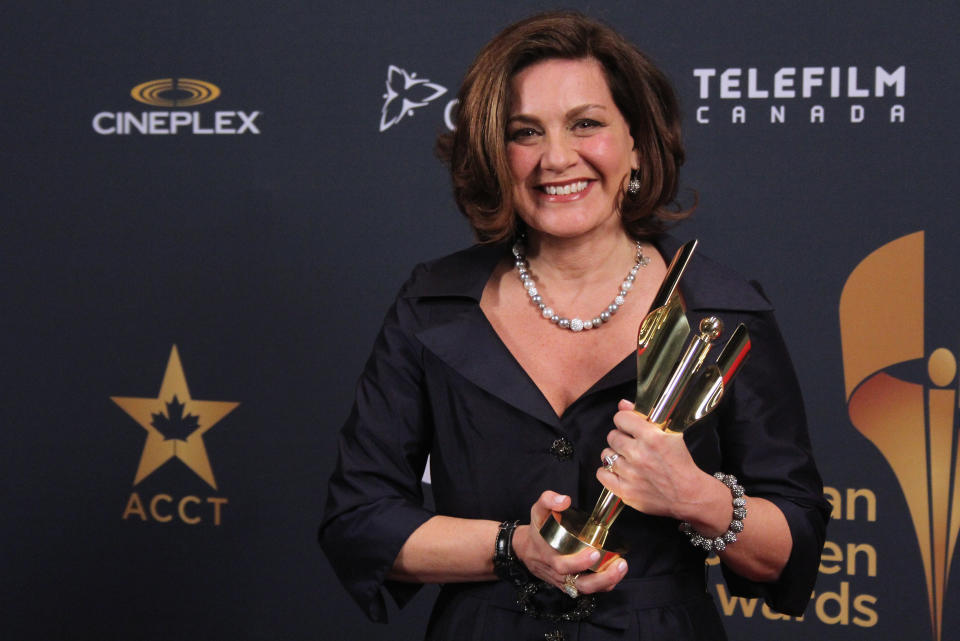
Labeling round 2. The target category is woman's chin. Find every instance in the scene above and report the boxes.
[523,216,623,242]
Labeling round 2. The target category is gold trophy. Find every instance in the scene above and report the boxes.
[539,240,753,571]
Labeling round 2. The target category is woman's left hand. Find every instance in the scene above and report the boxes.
[597,399,724,527]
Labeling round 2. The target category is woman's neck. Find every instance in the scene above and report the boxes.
[522,227,638,289]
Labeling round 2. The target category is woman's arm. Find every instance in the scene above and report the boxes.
[389,515,501,583]
[599,400,792,581]
[389,492,629,594]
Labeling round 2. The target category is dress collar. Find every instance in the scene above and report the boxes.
[402,234,772,427]
[403,234,772,314]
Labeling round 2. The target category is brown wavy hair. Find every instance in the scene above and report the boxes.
[436,10,693,244]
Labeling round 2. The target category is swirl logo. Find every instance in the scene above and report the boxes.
[130,78,221,107]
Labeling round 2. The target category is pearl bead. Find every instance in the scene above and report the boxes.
[592,317,602,327]
[558,318,570,329]
[542,307,554,319]
[608,304,618,313]
[621,280,632,290]
[600,311,611,321]
[550,315,560,324]
[532,295,542,304]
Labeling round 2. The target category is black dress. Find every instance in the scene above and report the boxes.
[320,235,830,640]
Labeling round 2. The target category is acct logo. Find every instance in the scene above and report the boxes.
[841,231,956,641]
[692,65,905,125]
[111,346,239,526]
[379,65,457,132]
[92,78,262,135]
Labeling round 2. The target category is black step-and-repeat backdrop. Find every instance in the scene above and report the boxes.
[4,2,958,639]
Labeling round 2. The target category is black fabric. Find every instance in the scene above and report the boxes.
[319,234,831,637]
[426,571,725,641]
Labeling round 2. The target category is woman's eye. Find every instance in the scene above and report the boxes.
[508,127,539,142]
[573,119,602,131]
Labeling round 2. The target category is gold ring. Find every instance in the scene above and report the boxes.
[562,573,579,598]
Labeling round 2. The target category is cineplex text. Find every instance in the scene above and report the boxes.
[92,110,262,135]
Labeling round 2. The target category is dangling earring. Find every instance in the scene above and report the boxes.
[627,170,641,196]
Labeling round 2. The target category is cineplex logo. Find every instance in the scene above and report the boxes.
[92,78,261,135]
[841,231,956,641]
[111,346,239,525]
[692,65,905,124]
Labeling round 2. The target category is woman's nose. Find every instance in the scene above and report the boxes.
[540,134,578,172]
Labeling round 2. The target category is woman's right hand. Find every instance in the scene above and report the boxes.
[511,490,628,594]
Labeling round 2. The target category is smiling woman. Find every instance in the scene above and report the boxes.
[320,10,829,641]
[505,58,639,244]
[435,11,689,245]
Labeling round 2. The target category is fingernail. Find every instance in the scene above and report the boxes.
[617,560,627,572]
[554,495,567,504]
[589,551,601,562]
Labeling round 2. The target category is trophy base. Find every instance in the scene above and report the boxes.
[539,508,627,572]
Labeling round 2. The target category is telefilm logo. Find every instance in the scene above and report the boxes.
[379,65,457,132]
[841,231,956,641]
[92,77,262,135]
[111,346,239,526]
[692,65,905,125]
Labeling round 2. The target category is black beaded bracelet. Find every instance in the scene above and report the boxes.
[494,520,597,623]
[493,520,529,587]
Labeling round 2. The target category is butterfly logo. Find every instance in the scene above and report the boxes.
[379,65,448,132]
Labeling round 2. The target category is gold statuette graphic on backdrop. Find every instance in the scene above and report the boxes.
[540,240,752,570]
[840,231,958,641]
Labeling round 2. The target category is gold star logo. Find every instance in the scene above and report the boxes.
[111,346,239,489]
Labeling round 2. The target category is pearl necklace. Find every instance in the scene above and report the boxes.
[511,239,649,332]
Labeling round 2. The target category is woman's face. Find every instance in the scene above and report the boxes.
[506,57,638,241]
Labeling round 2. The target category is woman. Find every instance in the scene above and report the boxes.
[320,11,829,640]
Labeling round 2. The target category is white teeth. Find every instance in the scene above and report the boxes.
[544,181,588,195]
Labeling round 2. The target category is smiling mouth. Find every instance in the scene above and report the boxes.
[540,180,589,196]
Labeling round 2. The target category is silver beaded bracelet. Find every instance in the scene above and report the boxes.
[679,472,747,552]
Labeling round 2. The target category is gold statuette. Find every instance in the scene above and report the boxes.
[539,240,753,570]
